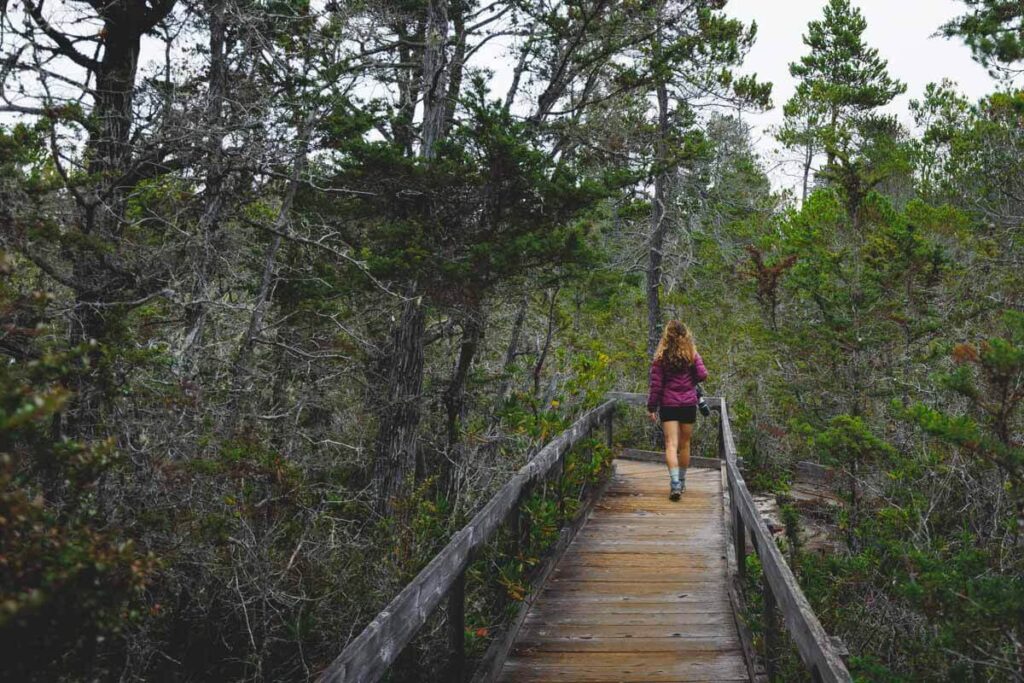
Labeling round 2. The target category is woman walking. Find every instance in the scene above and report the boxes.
[646,320,708,500]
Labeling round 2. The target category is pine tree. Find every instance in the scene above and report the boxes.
[779,0,906,185]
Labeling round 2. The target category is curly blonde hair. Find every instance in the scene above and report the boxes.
[654,320,696,372]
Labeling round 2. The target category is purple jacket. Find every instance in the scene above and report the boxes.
[646,353,708,411]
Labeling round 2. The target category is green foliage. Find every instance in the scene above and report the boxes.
[0,254,154,681]
[780,0,906,174]
[779,0,912,215]
[943,0,1024,73]
[789,0,906,117]
[900,311,1024,507]
[808,415,896,469]
[324,92,607,304]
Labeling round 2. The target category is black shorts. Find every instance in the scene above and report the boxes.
[659,405,697,424]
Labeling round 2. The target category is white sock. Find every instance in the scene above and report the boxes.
[669,467,680,484]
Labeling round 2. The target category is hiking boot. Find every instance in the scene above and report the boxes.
[669,480,682,501]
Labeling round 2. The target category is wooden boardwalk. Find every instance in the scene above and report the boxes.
[497,459,747,683]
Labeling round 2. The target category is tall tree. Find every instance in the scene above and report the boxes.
[1,0,180,438]
[635,1,771,357]
[778,0,905,195]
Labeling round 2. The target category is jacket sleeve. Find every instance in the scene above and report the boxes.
[692,352,708,383]
[646,361,663,411]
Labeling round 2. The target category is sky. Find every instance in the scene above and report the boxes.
[723,0,1001,193]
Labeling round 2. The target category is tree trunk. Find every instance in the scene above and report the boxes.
[372,294,427,515]
[801,140,813,204]
[180,2,230,372]
[371,0,450,513]
[442,307,485,493]
[420,0,449,159]
[487,292,529,424]
[442,0,466,136]
[225,115,313,435]
[646,80,670,359]
[65,4,160,438]
[533,287,559,399]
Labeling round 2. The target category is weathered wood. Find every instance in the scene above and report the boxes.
[524,610,734,626]
[324,394,849,683]
[497,651,749,682]
[721,463,766,683]
[715,399,852,683]
[318,401,615,683]
[620,447,728,470]
[604,405,614,449]
[470,455,614,683]
[733,498,746,584]
[606,391,723,411]
[496,461,748,681]
[794,460,836,485]
[448,569,466,682]
[763,570,778,680]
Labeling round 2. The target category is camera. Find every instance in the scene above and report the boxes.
[695,384,711,416]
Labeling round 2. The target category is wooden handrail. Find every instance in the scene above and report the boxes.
[318,400,616,683]
[322,391,850,683]
[608,392,852,682]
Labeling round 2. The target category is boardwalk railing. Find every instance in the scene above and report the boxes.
[318,400,616,683]
[323,393,851,683]
[610,392,853,683]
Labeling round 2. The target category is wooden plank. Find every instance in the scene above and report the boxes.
[557,554,721,570]
[550,565,724,582]
[619,449,724,470]
[721,462,766,683]
[540,584,728,600]
[495,457,748,682]
[524,598,734,614]
[523,611,735,627]
[447,570,466,682]
[497,651,747,683]
[518,624,741,641]
[513,636,742,654]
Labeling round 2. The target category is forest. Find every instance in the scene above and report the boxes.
[0,0,1022,680]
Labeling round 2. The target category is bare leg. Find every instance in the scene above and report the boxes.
[663,420,680,469]
[678,422,693,468]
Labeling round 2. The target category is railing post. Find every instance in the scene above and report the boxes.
[718,409,725,461]
[556,450,566,524]
[604,404,614,449]
[447,568,466,682]
[733,496,745,584]
[763,571,777,681]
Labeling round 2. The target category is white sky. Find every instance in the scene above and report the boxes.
[724,0,1001,194]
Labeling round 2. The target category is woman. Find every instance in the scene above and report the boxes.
[646,320,708,500]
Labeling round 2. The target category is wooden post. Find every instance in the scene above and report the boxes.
[556,451,566,524]
[733,497,746,584]
[517,482,534,557]
[605,405,614,449]
[448,568,466,682]
[763,572,778,681]
[506,499,521,562]
[718,412,725,461]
